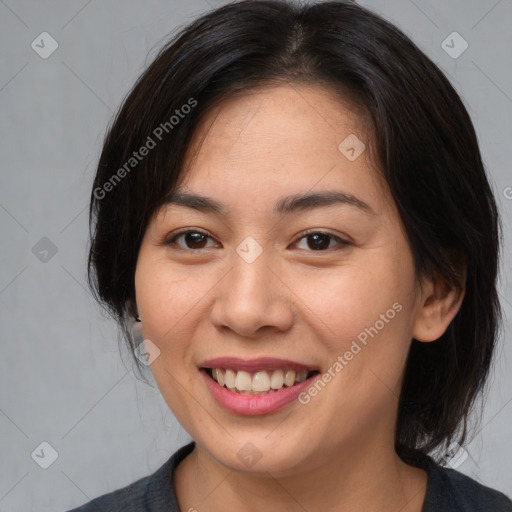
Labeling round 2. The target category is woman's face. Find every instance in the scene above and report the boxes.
[135,83,426,475]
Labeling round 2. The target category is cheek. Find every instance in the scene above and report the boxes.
[134,256,211,352]
[134,258,210,430]
[297,253,408,344]
[298,249,414,398]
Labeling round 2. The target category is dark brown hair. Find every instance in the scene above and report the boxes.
[87,0,502,465]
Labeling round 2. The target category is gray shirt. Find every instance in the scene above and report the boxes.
[66,442,512,511]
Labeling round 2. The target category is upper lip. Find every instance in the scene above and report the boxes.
[200,357,318,372]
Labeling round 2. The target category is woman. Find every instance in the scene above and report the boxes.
[68,1,512,510]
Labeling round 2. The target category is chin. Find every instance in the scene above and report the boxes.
[199,430,314,476]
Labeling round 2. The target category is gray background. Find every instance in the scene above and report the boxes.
[1,0,511,510]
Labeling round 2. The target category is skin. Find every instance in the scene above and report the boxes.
[134,83,465,512]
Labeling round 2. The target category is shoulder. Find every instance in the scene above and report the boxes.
[64,442,195,512]
[423,456,512,512]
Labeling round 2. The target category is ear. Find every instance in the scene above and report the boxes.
[412,269,465,343]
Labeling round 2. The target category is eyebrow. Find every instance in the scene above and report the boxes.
[162,190,375,216]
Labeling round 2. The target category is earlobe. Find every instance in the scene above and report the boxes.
[412,271,465,343]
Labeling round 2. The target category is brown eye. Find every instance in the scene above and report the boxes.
[165,230,216,250]
[295,231,349,251]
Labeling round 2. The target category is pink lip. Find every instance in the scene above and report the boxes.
[200,356,316,373]
[200,368,318,416]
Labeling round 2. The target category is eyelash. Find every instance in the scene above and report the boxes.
[164,228,350,252]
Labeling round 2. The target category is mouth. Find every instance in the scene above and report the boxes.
[199,357,321,415]
[201,367,320,395]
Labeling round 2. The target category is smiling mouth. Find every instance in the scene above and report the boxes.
[202,367,320,395]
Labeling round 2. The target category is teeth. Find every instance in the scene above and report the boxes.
[209,368,313,394]
[284,370,296,387]
[235,370,252,391]
[252,371,270,392]
[295,370,308,383]
[225,369,236,389]
[270,369,284,389]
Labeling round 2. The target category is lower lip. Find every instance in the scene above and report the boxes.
[201,370,317,416]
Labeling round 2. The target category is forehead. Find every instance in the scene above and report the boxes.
[174,83,392,218]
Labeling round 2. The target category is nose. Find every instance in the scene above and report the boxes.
[209,249,294,338]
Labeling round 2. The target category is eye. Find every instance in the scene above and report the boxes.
[164,229,349,252]
[294,230,349,251]
[165,229,218,250]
